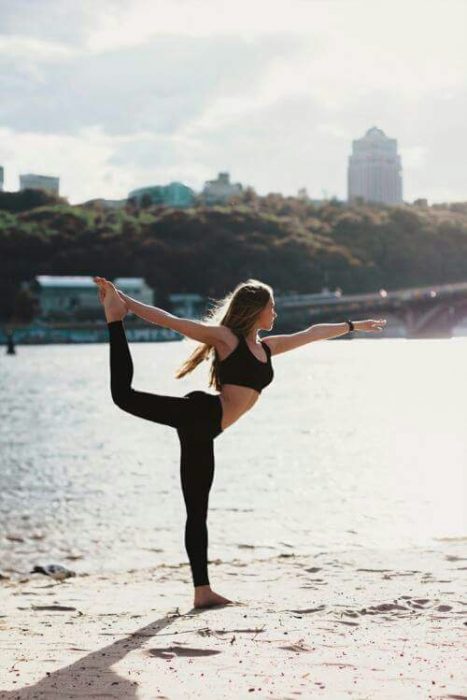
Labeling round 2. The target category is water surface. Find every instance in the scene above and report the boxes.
[1,336,466,575]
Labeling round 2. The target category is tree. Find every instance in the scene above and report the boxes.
[10,288,38,323]
[140,193,152,209]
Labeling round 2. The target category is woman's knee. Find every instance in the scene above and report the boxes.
[111,386,133,411]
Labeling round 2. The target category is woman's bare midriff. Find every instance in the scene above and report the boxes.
[213,328,265,431]
[218,384,260,431]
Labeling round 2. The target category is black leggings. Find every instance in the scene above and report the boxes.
[107,320,223,587]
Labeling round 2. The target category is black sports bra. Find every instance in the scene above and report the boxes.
[217,334,274,393]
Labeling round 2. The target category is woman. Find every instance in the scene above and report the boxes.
[93,276,385,608]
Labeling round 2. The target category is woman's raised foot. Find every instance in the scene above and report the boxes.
[93,276,127,322]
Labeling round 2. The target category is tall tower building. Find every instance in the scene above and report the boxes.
[348,127,402,205]
[0,166,4,192]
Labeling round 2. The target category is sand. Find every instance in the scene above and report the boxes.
[0,541,466,699]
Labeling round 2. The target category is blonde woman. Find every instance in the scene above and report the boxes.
[93,276,385,608]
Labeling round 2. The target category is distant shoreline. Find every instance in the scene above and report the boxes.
[3,322,467,345]
[0,321,182,345]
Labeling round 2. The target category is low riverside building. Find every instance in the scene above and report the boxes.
[10,279,202,344]
[29,275,154,318]
[169,293,205,319]
[114,277,154,305]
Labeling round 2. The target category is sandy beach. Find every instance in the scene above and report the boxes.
[1,540,466,699]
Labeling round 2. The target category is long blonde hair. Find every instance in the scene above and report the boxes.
[175,278,273,392]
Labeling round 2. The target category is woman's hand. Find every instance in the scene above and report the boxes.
[353,319,387,332]
[116,290,131,312]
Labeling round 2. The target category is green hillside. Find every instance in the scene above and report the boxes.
[2,190,467,321]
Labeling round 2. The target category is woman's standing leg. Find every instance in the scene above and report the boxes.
[178,432,215,588]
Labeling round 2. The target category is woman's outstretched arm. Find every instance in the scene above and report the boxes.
[117,291,173,325]
[263,319,386,356]
[304,320,386,341]
[116,290,229,347]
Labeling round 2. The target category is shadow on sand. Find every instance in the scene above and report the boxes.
[0,605,227,699]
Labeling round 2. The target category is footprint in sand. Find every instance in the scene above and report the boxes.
[286,605,326,615]
[358,602,408,615]
[147,646,222,658]
[279,641,313,653]
[445,555,467,562]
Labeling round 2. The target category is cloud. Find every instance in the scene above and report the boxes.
[0,34,291,136]
[0,0,105,46]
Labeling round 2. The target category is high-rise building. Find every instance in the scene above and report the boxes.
[19,174,60,195]
[348,127,402,205]
[0,166,4,192]
[201,172,243,205]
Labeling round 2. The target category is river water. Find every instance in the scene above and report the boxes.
[1,336,466,576]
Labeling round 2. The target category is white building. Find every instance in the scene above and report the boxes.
[201,172,243,205]
[20,174,60,195]
[30,276,153,317]
[169,293,205,319]
[348,127,403,205]
[114,277,153,305]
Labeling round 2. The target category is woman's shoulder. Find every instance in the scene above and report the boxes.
[218,325,241,343]
[215,326,242,359]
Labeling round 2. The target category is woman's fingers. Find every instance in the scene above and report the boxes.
[362,319,386,332]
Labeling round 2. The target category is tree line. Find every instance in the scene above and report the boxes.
[2,188,467,322]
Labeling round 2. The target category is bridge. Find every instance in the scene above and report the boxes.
[275,282,467,338]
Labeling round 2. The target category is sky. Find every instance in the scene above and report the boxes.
[0,0,466,205]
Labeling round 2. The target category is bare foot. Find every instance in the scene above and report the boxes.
[193,585,234,609]
[95,276,129,308]
[93,276,127,322]
[94,276,107,304]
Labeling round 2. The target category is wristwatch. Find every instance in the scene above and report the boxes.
[346,319,355,332]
